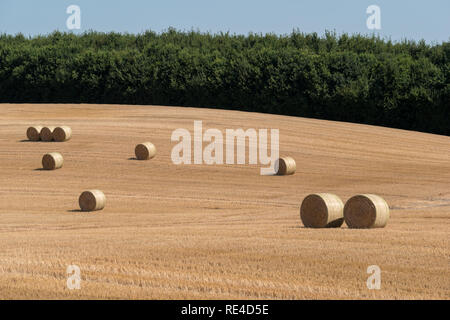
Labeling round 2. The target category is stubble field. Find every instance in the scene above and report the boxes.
[0,103,448,299]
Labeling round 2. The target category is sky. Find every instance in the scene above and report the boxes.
[0,0,448,43]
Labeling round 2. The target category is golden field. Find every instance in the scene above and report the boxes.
[0,103,448,299]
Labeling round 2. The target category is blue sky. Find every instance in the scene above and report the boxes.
[0,0,448,43]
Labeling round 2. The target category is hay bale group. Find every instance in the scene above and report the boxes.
[28,126,70,171]
[25,125,390,227]
[300,193,389,229]
[26,126,161,212]
[27,126,72,142]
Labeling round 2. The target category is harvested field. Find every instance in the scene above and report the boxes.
[0,103,449,299]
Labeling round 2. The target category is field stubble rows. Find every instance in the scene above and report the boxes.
[0,103,449,299]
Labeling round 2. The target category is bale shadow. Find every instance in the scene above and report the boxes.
[33,168,46,171]
[288,225,355,231]
[259,171,281,177]
[19,140,54,143]
[128,157,138,160]
[67,209,83,213]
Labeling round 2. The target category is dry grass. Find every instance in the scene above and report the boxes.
[0,103,449,300]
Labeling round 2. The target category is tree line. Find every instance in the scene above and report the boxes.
[0,29,448,135]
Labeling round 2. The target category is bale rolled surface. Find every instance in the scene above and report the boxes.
[300,193,344,228]
[42,152,64,170]
[53,126,72,142]
[135,142,157,160]
[40,126,55,142]
[79,190,106,212]
[276,156,296,175]
[26,126,43,141]
[344,194,390,229]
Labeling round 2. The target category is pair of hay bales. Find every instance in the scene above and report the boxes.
[134,142,293,175]
[300,193,389,229]
[27,126,72,142]
[74,142,157,213]
[41,155,105,211]
[41,154,104,212]
[78,154,289,213]
[76,142,157,212]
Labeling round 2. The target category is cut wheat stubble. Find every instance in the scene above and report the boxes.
[42,152,64,170]
[79,190,106,212]
[40,127,56,142]
[53,126,72,142]
[300,193,344,228]
[26,126,43,141]
[344,194,390,229]
[276,156,296,175]
[135,142,157,160]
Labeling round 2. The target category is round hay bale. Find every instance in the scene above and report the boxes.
[42,152,64,170]
[40,126,55,142]
[276,156,296,175]
[300,193,344,228]
[135,142,157,160]
[79,190,106,212]
[26,126,43,141]
[344,194,390,229]
[53,126,72,142]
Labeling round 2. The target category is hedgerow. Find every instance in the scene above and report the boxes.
[0,29,448,135]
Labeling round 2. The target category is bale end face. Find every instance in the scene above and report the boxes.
[53,126,72,142]
[40,127,55,142]
[344,194,390,229]
[42,152,64,170]
[300,193,344,228]
[276,156,296,175]
[27,126,43,141]
[135,142,157,160]
[79,190,106,212]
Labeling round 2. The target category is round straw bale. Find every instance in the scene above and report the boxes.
[26,126,43,141]
[42,152,64,170]
[135,142,157,160]
[40,126,55,142]
[79,190,106,212]
[276,156,296,175]
[300,193,344,228]
[53,126,72,142]
[344,194,390,229]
